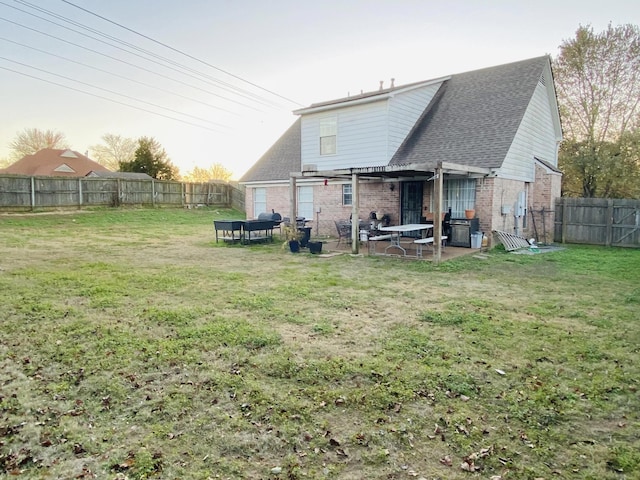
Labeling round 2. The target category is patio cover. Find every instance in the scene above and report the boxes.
[290,161,491,263]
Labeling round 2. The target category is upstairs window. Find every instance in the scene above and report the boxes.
[319,117,337,155]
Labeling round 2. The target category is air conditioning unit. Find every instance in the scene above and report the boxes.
[302,164,317,172]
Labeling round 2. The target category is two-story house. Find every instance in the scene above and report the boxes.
[239,56,562,250]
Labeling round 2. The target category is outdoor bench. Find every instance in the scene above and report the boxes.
[414,236,448,257]
[367,233,393,254]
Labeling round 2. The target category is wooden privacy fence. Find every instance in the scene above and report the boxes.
[0,174,244,211]
[554,197,640,248]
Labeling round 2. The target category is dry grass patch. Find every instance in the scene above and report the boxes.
[1,208,638,479]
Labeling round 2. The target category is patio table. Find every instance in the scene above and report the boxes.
[379,223,433,256]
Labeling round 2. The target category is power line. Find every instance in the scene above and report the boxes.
[59,0,304,107]
[1,3,277,110]
[15,0,283,109]
[0,55,230,129]
[0,16,266,112]
[0,36,240,116]
[0,64,225,133]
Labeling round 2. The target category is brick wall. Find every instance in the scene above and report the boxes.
[244,169,560,242]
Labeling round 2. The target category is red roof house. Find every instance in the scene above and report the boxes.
[0,149,111,177]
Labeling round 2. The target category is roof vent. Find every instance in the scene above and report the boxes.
[539,73,546,86]
[390,78,395,88]
[379,80,384,91]
[60,149,78,158]
[54,163,76,173]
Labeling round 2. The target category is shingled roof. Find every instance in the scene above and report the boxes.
[1,148,111,177]
[390,56,550,169]
[239,118,301,183]
[239,56,551,182]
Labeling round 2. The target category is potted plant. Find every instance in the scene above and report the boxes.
[281,223,303,253]
[308,241,323,254]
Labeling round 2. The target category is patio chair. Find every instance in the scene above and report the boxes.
[335,220,351,246]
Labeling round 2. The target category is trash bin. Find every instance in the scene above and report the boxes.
[359,230,369,242]
[471,232,482,248]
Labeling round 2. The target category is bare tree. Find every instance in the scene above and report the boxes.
[183,164,233,182]
[9,128,68,160]
[89,134,137,171]
[554,24,640,143]
[555,24,640,197]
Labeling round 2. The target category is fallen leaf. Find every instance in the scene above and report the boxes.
[495,369,506,375]
[460,460,476,472]
[439,455,452,466]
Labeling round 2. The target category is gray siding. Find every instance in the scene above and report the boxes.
[501,80,559,180]
[301,101,390,169]
[387,84,441,157]
[300,83,439,170]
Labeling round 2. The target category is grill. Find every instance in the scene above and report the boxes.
[257,211,283,225]
[213,211,282,244]
[449,218,480,247]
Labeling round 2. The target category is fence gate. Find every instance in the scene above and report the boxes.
[554,197,640,248]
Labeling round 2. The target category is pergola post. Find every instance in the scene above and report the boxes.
[289,175,297,225]
[351,172,360,254]
[433,163,444,265]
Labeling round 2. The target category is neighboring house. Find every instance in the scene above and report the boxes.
[1,149,111,177]
[239,56,562,247]
[86,171,154,180]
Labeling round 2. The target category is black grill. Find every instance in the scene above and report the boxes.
[257,211,282,225]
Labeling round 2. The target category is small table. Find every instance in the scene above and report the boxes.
[379,224,433,256]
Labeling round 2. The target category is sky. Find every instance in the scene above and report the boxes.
[1,0,639,179]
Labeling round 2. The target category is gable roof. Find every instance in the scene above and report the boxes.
[240,56,555,182]
[390,56,551,169]
[239,118,301,183]
[1,148,111,177]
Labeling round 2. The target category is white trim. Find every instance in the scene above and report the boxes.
[293,77,450,115]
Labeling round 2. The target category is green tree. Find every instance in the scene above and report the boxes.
[559,138,640,198]
[554,24,640,197]
[90,134,136,171]
[183,164,233,182]
[9,128,68,161]
[120,137,178,180]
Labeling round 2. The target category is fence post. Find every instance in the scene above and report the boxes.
[78,178,83,207]
[30,176,36,211]
[560,198,567,244]
[152,180,156,207]
[605,199,614,246]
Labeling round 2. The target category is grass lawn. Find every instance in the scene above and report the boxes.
[1,207,639,479]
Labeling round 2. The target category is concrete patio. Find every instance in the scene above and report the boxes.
[316,237,481,261]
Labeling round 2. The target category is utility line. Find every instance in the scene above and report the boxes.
[59,0,304,107]
[0,36,239,116]
[14,0,282,109]
[0,16,265,113]
[0,65,224,133]
[0,60,227,132]
[1,4,276,109]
